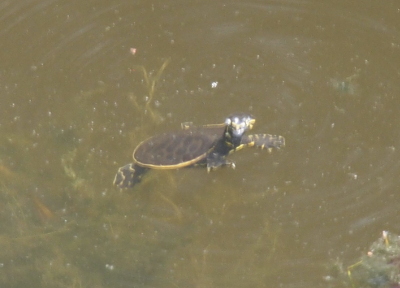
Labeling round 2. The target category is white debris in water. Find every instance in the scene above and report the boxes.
[105,264,115,271]
[348,173,358,180]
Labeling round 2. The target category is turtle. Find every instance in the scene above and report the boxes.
[113,113,285,188]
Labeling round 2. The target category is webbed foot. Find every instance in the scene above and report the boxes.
[242,134,285,149]
[206,153,235,172]
[113,164,149,188]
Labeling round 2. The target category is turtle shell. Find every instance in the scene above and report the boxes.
[133,125,225,169]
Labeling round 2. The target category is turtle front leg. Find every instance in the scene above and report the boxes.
[113,163,149,188]
[206,152,235,172]
[241,134,285,150]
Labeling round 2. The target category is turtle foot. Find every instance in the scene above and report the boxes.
[113,164,148,188]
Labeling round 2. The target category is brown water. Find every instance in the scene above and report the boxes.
[1,1,400,287]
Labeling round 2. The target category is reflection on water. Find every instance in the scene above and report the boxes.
[0,0,400,287]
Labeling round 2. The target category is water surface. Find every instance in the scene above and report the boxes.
[0,1,400,287]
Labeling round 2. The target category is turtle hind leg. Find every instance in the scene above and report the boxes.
[113,163,149,188]
[241,134,285,150]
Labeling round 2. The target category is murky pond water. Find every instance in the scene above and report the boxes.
[1,1,400,287]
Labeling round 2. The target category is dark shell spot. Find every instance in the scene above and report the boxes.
[174,147,186,161]
[187,136,204,152]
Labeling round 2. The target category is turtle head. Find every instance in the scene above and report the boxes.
[224,113,255,147]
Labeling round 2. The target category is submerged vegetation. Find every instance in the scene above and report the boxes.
[0,57,176,287]
[328,231,400,288]
[0,55,281,287]
[128,58,171,125]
